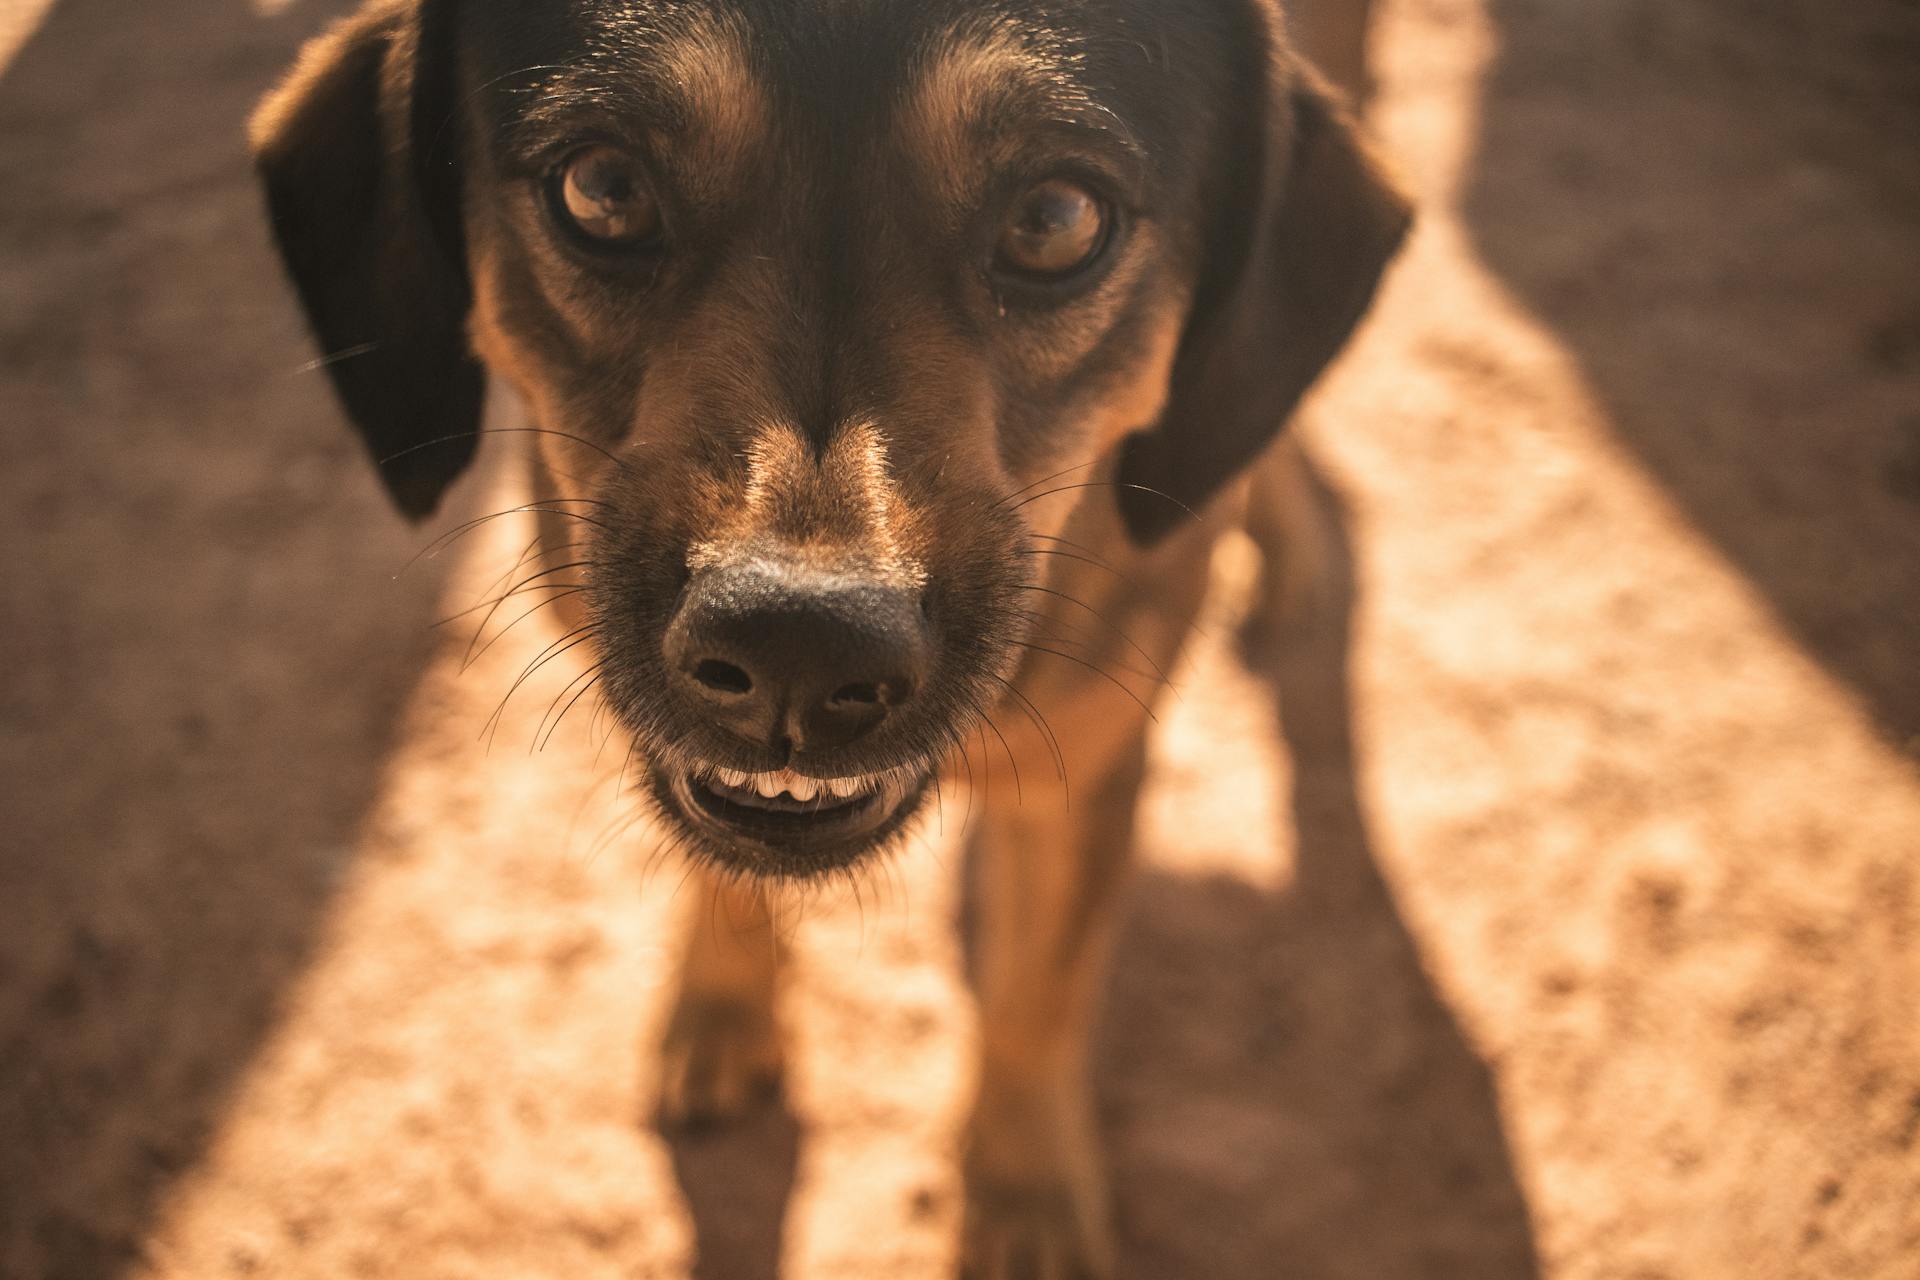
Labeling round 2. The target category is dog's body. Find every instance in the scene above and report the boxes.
[253,1,1401,1273]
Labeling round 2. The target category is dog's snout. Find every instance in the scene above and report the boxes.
[665,559,929,755]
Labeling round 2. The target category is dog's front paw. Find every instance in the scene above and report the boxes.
[960,1095,1114,1280]
[960,1169,1114,1280]
[654,994,783,1128]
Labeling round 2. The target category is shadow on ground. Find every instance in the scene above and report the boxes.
[667,1104,802,1280]
[0,1,448,1276]
[1099,454,1540,1280]
[1460,0,1920,745]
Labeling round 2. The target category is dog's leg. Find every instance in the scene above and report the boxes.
[961,523,1210,1280]
[1242,434,1333,655]
[657,868,785,1125]
[1238,0,1378,658]
[962,733,1147,1280]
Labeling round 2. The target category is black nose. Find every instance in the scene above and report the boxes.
[664,558,929,754]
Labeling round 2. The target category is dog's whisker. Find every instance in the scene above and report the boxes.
[474,552,594,605]
[436,582,581,635]
[931,765,944,839]
[582,738,652,865]
[975,723,992,813]
[482,624,599,746]
[985,671,1070,795]
[1027,531,1123,575]
[990,457,1104,511]
[475,530,556,604]
[1011,641,1159,723]
[1013,584,1180,696]
[468,536,591,638]
[376,425,629,476]
[460,588,587,673]
[294,341,379,374]
[1007,479,1199,526]
[1004,611,1169,690]
[397,503,610,578]
[439,564,589,625]
[1002,604,1174,688]
[976,709,1023,806]
[1014,547,1151,598]
[457,575,587,661]
[535,661,606,753]
[947,732,978,838]
[564,731,637,852]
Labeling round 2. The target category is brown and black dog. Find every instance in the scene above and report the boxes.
[252,0,1403,1273]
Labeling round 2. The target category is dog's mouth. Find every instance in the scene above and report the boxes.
[654,759,934,876]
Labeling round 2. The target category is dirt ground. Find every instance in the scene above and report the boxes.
[3,1,1918,1277]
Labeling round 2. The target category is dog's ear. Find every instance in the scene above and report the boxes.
[250,0,481,521]
[1115,44,1410,545]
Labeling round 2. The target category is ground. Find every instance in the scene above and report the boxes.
[2,0,1917,1277]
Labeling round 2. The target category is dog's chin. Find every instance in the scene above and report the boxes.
[643,756,935,880]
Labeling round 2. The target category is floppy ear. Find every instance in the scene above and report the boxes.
[250,0,482,521]
[1115,46,1410,545]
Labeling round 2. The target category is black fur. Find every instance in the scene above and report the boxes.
[1117,59,1410,543]
[253,0,482,520]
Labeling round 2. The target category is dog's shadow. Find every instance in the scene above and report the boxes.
[1098,452,1541,1279]
[665,1105,802,1280]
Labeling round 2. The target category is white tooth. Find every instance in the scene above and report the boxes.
[787,776,819,802]
[826,776,863,798]
[753,773,782,798]
[717,767,749,788]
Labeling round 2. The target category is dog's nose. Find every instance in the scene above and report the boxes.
[664,558,929,754]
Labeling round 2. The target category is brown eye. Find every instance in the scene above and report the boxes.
[555,146,661,247]
[995,178,1109,279]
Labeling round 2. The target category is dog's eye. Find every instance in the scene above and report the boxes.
[554,147,661,247]
[995,179,1109,280]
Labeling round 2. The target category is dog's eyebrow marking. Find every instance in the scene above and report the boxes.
[648,11,766,188]
[903,19,1136,210]
[508,11,767,199]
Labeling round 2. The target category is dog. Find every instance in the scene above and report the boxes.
[252,0,1405,1273]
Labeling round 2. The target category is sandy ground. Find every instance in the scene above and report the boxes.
[3,1,1919,1277]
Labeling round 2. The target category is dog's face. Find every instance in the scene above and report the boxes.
[253,0,1406,878]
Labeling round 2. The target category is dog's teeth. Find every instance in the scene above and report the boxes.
[721,767,876,802]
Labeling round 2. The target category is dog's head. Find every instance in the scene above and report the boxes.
[253,0,1407,878]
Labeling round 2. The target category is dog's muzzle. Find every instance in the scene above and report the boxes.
[647,553,940,875]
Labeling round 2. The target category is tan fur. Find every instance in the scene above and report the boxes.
[1078,302,1187,455]
[652,11,769,204]
[687,422,929,586]
[902,20,1068,212]
[657,874,785,1122]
